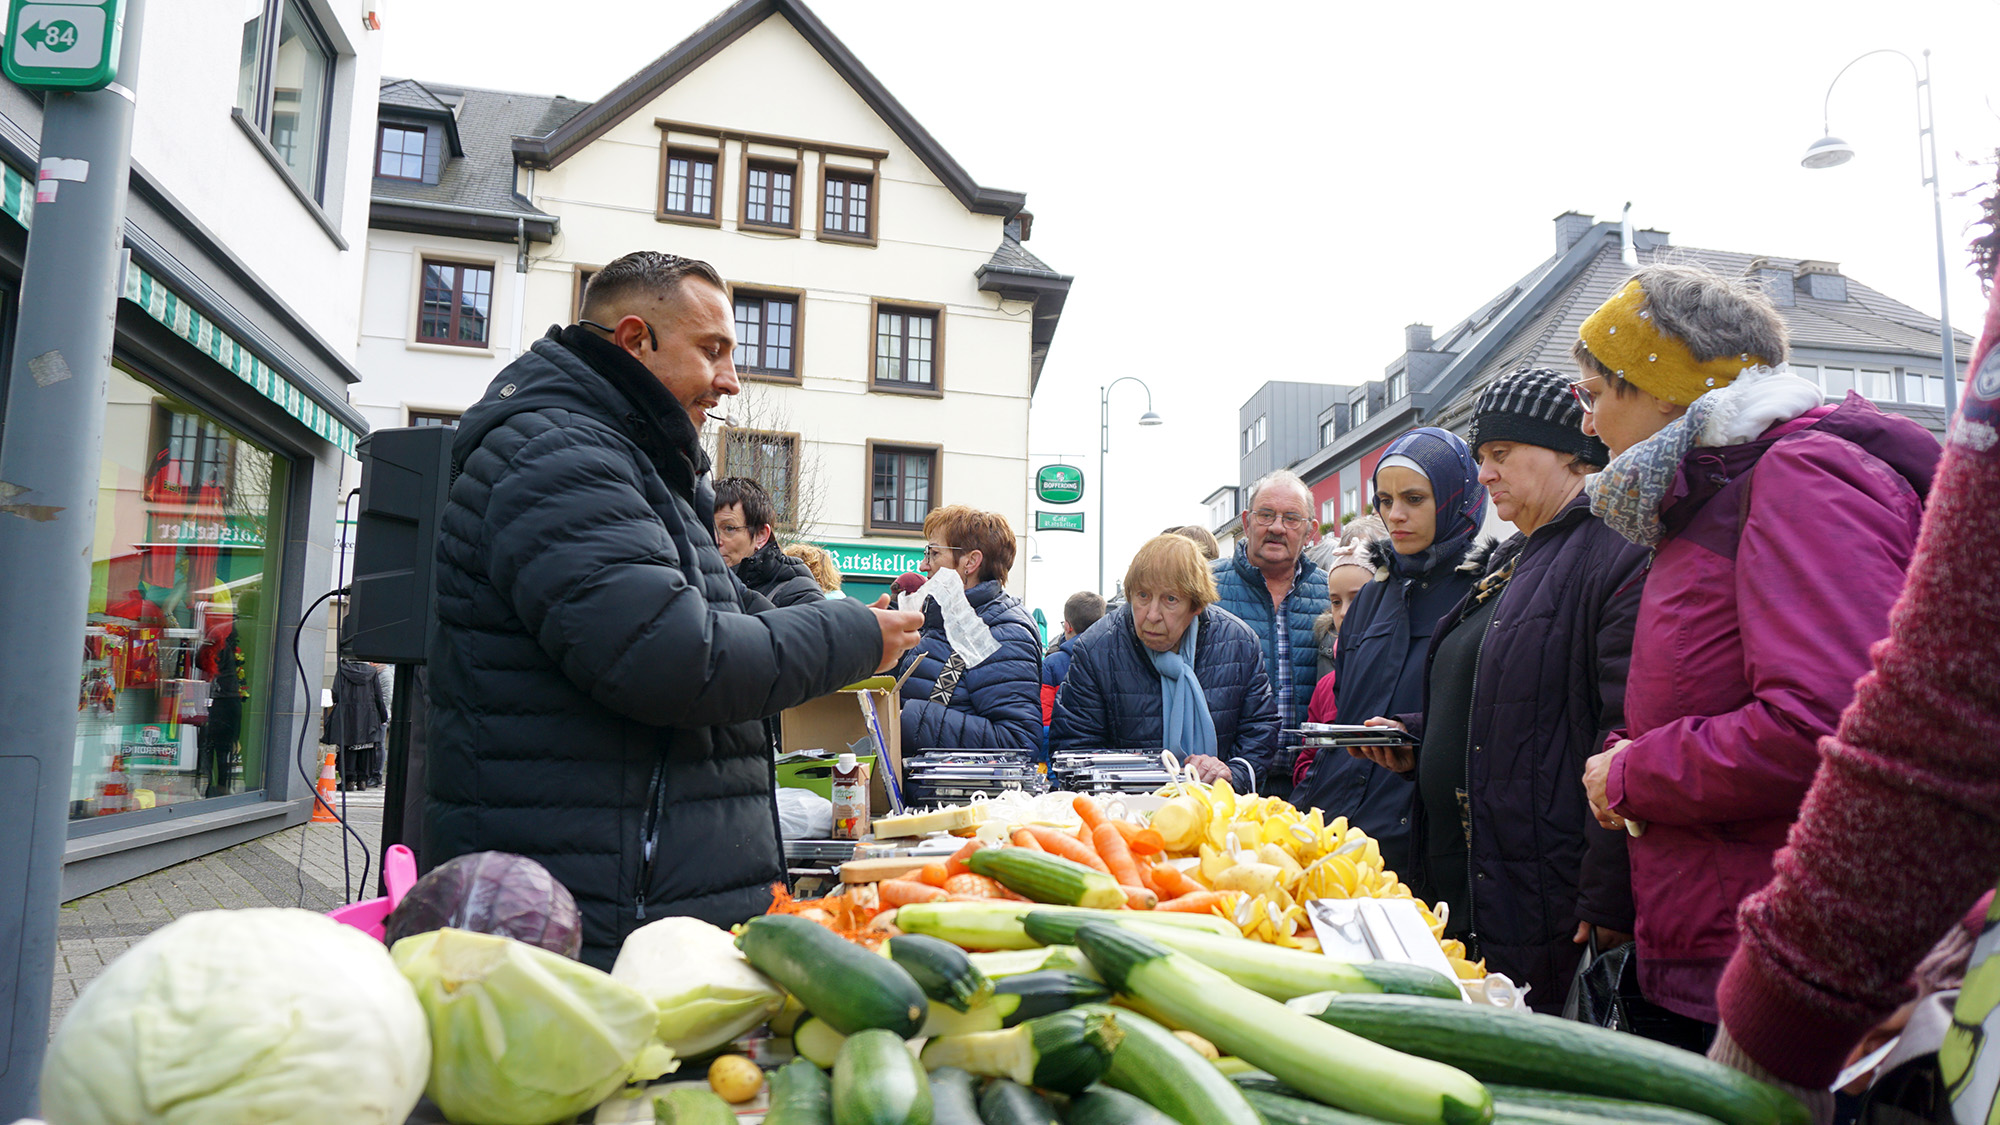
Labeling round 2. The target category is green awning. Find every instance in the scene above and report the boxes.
[0,161,358,455]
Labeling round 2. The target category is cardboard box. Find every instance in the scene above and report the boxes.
[779,687,900,814]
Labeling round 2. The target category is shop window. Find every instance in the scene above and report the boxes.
[732,291,798,379]
[76,365,291,822]
[719,428,800,527]
[868,442,939,533]
[376,124,426,181]
[661,148,718,220]
[872,305,940,392]
[822,170,873,240]
[418,260,493,347]
[237,0,335,202]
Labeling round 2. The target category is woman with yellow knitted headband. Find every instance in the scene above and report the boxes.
[1571,262,1942,1049]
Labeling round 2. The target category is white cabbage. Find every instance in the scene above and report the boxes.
[41,908,429,1125]
[611,916,786,1056]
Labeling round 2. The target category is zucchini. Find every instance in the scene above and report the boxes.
[1307,994,1805,1125]
[1022,912,1457,1001]
[833,1027,932,1125]
[919,1009,1124,1095]
[794,1015,847,1069]
[1088,1004,1259,1125]
[979,1078,1062,1125]
[1489,1086,1727,1125]
[927,1067,984,1125]
[770,991,809,1037]
[738,915,928,1037]
[896,901,1239,952]
[1071,923,1491,1125]
[921,972,1111,1037]
[888,933,995,1012]
[654,1086,738,1124]
[967,848,1128,909]
[765,1057,834,1125]
[969,944,1101,980]
[1241,1087,1403,1125]
[1064,1085,1180,1125]
[921,999,1004,1039]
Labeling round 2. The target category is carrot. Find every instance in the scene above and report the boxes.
[1138,865,1172,902]
[1093,822,1145,889]
[944,838,984,878]
[1024,825,1110,873]
[1120,884,1159,910]
[918,863,951,888]
[1155,890,1238,915]
[1148,862,1206,900]
[1071,794,1109,832]
[878,878,950,907]
[1010,828,1045,852]
[944,873,1005,898]
[1111,819,1166,856]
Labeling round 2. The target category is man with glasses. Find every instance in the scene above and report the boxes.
[715,476,823,608]
[1210,469,1328,798]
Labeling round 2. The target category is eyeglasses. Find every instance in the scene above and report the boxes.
[1569,378,1598,415]
[923,543,965,560]
[1248,509,1309,529]
[715,523,747,537]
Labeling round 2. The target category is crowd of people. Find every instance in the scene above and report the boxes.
[419,221,2000,1122]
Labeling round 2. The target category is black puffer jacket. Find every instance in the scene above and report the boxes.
[1048,605,1279,792]
[896,579,1044,751]
[1404,495,1647,1012]
[428,326,881,968]
[735,540,824,608]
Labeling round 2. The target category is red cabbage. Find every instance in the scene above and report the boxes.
[384,851,583,958]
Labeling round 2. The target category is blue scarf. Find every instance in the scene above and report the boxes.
[1375,427,1488,579]
[1149,612,1216,758]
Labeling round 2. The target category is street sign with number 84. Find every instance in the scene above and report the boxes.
[3,0,121,91]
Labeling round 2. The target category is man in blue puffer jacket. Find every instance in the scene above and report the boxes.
[894,505,1044,751]
[1211,469,1327,799]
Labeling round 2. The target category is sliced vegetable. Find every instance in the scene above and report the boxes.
[1065,1086,1179,1125]
[1307,994,1804,1125]
[895,900,1240,951]
[1089,1004,1260,1125]
[834,1027,933,1125]
[1488,1086,1728,1125]
[737,914,927,1037]
[887,933,995,1012]
[794,1016,847,1069]
[654,1086,738,1125]
[919,1009,1124,1095]
[765,1057,834,1125]
[967,848,1127,910]
[1022,911,1458,1001]
[1071,923,1491,1125]
[1111,820,1166,856]
[928,1067,985,1125]
[980,1078,1063,1125]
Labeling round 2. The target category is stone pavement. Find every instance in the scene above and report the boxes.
[49,789,385,1036]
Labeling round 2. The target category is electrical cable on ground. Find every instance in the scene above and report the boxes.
[290,584,371,907]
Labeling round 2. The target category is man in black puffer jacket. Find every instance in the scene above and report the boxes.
[429,251,923,968]
[715,476,823,608]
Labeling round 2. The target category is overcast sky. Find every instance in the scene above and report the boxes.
[385,0,2000,627]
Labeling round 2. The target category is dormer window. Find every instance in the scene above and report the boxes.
[376,124,426,181]
[1386,370,1407,402]
[1352,395,1370,427]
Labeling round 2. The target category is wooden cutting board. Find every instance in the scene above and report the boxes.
[838,856,932,884]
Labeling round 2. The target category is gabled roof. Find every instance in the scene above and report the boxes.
[977,234,1072,394]
[509,0,1026,218]
[378,78,464,157]
[372,79,587,243]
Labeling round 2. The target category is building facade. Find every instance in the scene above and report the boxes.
[355,0,1068,603]
[0,0,380,898]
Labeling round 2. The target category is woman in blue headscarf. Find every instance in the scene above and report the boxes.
[1290,427,1488,877]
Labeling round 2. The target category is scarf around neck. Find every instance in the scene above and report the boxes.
[1148,611,1216,760]
[1587,364,1824,547]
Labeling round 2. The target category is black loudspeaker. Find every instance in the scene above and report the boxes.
[345,425,453,665]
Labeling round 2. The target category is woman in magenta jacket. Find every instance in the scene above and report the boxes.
[1573,264,1940,1042]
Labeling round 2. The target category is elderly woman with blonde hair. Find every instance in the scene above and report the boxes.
[1050,534,1278,791]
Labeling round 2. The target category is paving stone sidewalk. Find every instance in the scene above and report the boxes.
[49,792,385,1036]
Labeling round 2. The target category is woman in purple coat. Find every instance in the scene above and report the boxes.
[1574,264,1941,1045]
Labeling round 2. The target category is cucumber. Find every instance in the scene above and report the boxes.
[888,933,995,1012]
[1241,1087,1402,1125]
[833,1027,932,1125]
[1489,1086,1726,1125]
[765,1057,834,1125]
[919,1009,1124,1095]
[896,901,1240,952]
[654,1086,737,1124]
[927,1066,984,1125]
[993,971,1112,1023]
[979,1078,1062,1125]
[738,915,928,1037]
[794,1016,847,1069]
[1071,923,1491,1125]
[1064,1085,1180,1125]
[969,945,1101,980]
[1023,912,1457,1001]
[967,848,1128,909]
[1089,1005,1259,1125]
[1307,994,1804,1125]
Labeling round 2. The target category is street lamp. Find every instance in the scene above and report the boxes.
[1802,47,1958,416]
[1020,533,1044,563]
[1099,377,1163,594]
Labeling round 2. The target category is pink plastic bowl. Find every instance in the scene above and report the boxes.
[326,844,417,942]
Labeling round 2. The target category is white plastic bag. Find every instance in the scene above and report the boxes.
[776,787,834,839]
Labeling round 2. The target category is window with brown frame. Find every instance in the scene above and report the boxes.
[571,267,598,321]
[822,170,872,239]
[873,305,939,391]
[376,124,425,181]
[744,161,796,229]
[417,260,493,347]
[409,409,461,428]
[719,428,799,526]
[662,148,718,219]
[732,291,798,379]
[868,442,937,533]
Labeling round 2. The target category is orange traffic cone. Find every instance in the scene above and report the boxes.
[310,750,339,824]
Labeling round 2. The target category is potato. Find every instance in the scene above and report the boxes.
[707,1054,764,1104]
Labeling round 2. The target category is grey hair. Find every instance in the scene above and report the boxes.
[580,250,725,318]
[1246,469,1313,513]
[1628,262,1789,365]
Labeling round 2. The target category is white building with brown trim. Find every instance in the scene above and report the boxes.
[352,0,1069,602]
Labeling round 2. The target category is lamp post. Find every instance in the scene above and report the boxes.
[1020,533,1044,564]
[1802,47,1958,416]
[1099,377,1163,595]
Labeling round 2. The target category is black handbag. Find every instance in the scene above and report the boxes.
[1563,933,1716,1051]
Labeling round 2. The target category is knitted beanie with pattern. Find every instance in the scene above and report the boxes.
[1467,366,1610,466]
